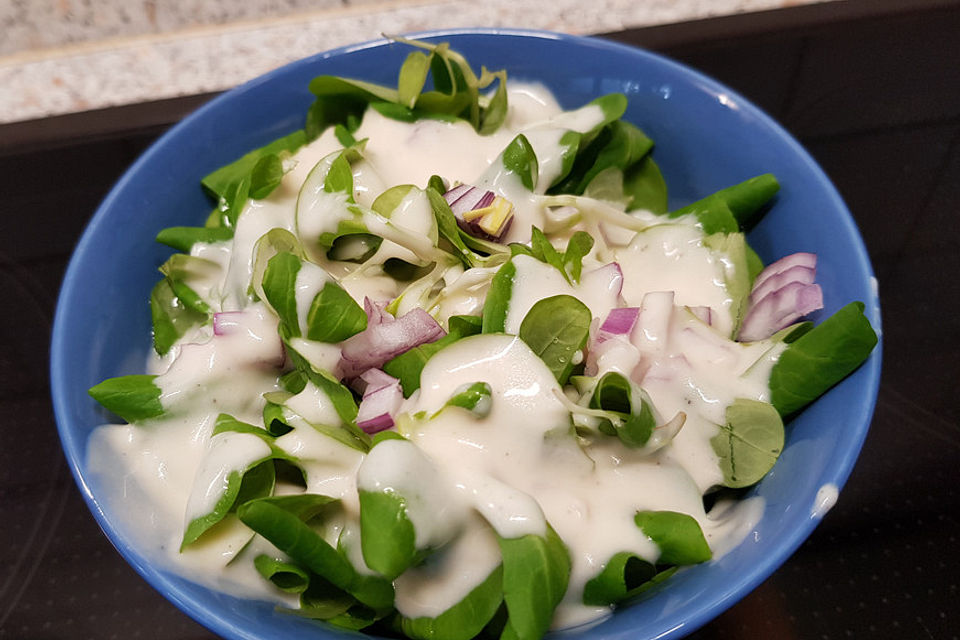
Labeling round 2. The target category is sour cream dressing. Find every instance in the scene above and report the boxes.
[87,82,776,630]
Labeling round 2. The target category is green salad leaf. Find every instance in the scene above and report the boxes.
[588,372,657,448]
[769,301,878,416]
[497,525,570,640]
[88,374,163,423]
[306,281,368,342]
[238,496,395,611]
[400,565,504,640]
[711,398,785,488]
[254,554,311,594]
[634,510,712,565]
[518,295,592,385]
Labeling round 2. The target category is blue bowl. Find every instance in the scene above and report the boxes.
[51,28,882,640]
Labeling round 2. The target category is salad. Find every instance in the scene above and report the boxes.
[87,38,878,640]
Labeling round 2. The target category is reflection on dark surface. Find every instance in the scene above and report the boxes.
[1,3,957,638]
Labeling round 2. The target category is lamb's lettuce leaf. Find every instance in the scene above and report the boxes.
[710,398,784,488]
[88,374,163,423]
[518,295,591,385]
[238,495,394,611]
[497,525,570,640]
[769,301,878,416]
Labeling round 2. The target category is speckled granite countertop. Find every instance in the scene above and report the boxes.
[0,0,828,125]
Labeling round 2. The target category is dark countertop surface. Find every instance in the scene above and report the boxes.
[1,1,958,638]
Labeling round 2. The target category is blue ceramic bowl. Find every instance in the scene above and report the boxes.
[51,28,882,640]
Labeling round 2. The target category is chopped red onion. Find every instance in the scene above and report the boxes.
[442,183,512,241]
[356,370,403,434]
[584,334,641,378]
[212,311,247,336]
[358,368,400,395]
[442,183,472,206]
[445,185,494,215]
[635,291,675,351]
[751,252,816,296]
[687,306,713,326]
[750,264,815,304]
[363,297,391,326]
[580,262,624,299]
[338,298,446,379]
[738,281,823,342]
[598,307,640,341]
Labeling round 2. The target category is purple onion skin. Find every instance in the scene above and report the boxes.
[752,252,816,294]
[599,307,640,338]
[357,414,395,434]
[212,311,247,336]
[339,303,446,379]
[751,264,815,304]
[739,281,823,342]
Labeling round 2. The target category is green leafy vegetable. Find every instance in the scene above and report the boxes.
[180,413,302,548]
[359,489,418,579]
[623,155,668,213]
[306,281,368,342]
[254,554,311,594]
[582,552,673,606]
[518,295,592,384]
[400,565,503,640]
[768,301,878,416]
[588,372,657,448]
[669,174,779,233]
[497,525,570,640]
[149,278,208,356]
[634,510,712,565]
[282,339,362,429]
[261,251,303,338]
[238,496,394,610]
[155,226,234,252]
[510,227,594,285]
[202,130,307,228]
[88,374,163,423]
[249,153,287,200]
[501,134,538,191]
[437,381,492,418]
[481,260,516,334]
[703,232,752,335]
[710,398,785,488]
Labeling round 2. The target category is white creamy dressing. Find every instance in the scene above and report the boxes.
[812,483,839,518]
[618,223,737,336]
[87,82,779,630]
[504,254,621,334]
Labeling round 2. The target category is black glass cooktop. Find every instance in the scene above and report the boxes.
[1,1,958,638]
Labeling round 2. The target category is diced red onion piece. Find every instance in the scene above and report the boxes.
[447,185,493,215]
[339,304,446,379]
[443,183,511,242]
[750,264,816,304]
[752,252,816,296]
[360,368,400,394]
[687,306,713,325]
[475,191,496,209]
[356,373,403,434]
[634,291,675,351]
[598,307,640,341]
[584,335,640,378]
[212,311,247,336]
[364,297,391,327]
[442,183,472,206]
[580,262,624,299]
[356,413,394,434]
[738,282,824,342]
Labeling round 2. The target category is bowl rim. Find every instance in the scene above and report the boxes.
[50,26,882,640]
